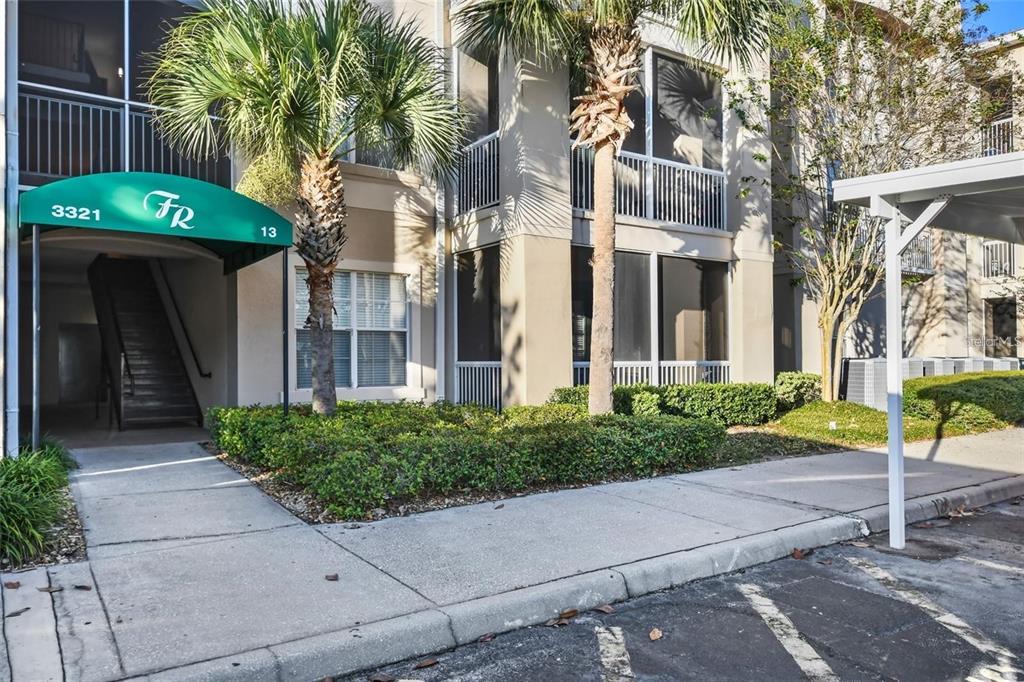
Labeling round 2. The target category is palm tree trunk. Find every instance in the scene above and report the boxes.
[306,266,337,414]
[295,153,349,417]
[589,139,617,414]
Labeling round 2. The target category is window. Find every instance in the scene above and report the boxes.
[570,247,651,362]
[456,247,501,361]
[658,256,728,361]
[295,269,408,389]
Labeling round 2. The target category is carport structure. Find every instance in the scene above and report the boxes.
[833,151,1024,548]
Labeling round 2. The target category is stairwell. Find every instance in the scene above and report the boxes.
[87,256,202,428]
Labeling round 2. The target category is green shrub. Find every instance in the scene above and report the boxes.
[547,383,666,415]
[209,400,726,519]
[630,390,663,417]
[663,383,777,425]
[775,372,822,411]
[904,371,1024,432]
[0,440,73,565]
[502,403,588,426]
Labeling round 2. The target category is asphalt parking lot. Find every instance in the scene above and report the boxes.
[352,498,1024,681]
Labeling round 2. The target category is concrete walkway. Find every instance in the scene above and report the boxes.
[2,430,1022,681]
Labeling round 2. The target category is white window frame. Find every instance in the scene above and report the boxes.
[294,266,412,391]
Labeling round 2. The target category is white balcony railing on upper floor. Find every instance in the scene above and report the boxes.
[572,360,730,387]
[983,240,1015,278]
[456,131,499,215]
[18,86,231,186]
[982,117,1014,157]
[571,147,727,231]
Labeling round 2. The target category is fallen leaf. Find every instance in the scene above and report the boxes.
[320,677,335,682]
[544,618,559,627]
[324,574,339,582]
[368,674,395,682]
[2,581,20,589]
[413,658,438,669]
[73,585,92,591]
[912,521,935,529]
[817,559,833,566]
[791,548,806,560]
[493,503,505,510]
[477,632,496,643]
[649,628,663,641]
[559,608,579,619]
[36,585,63,593]
[5,607,30,618]
[593,604,615,614]
[849,541,871,548]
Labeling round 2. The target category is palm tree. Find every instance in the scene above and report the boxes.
[148,0,465,415]
[456,0,775,414]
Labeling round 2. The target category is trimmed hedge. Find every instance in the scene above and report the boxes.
[208,401,725,519]
[550,382,777,425]
[904,371,1024,432]
[775,372,822,411]
[663,383,777,425]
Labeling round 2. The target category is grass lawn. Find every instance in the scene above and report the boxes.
[717,400,972,465]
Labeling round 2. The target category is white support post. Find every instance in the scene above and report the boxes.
[643,47,654,221]
[3,0,20,458]
[883,200,906,549]
[649,251,659,385]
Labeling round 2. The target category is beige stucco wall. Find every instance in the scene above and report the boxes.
[231,163,440,406]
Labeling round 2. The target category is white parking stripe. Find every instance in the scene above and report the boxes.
[957,556,1024,577]
[847,556,1020,682]
[738,584,839,682]
[595,626,635,681]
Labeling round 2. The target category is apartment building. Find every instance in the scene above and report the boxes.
[0,0,776,451]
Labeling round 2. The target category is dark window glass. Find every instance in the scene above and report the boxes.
[652,54,722,170]
[659,256,728,361]
[20,1,125,98]
[130,0,193,102]
[570,247,651,362]
[456,247,501,361]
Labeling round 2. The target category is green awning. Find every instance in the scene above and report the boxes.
[19,172,292,273]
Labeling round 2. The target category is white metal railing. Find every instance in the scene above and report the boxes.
[982,118,1014,156]
[454,361,502,409]
[456,131,499,214]
[572,360,730,386]
[572,147,727,231]
[983,240,1015,278]
[18,86,230,186]
[900,229,933,273]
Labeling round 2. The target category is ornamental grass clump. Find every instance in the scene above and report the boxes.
[0,441,73,565]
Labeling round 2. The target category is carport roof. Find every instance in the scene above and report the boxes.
[832,151,1024,244]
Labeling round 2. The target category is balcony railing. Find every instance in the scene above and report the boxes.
[18,85,231,187]
[982,117,1014,156]
[572,360,730,386]
[572,148,727,231]
[453,361,502,410]
[900,230,934,274]
[456,131,499,214]
[983,240,1015,278]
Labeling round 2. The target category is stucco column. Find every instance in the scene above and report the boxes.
[724,54,774,383]
[496,56,573,405]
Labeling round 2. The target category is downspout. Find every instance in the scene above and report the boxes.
[433,0,450,401]
[3,0,19,458]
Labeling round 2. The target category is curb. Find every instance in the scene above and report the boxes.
[855,474,1024,533]
[122,474,1024,681]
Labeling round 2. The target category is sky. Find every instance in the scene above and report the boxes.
[964,0,1024,38]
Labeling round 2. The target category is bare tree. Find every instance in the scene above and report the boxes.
[732,0,1015,400]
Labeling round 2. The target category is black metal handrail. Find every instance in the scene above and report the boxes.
[155,260,212,378]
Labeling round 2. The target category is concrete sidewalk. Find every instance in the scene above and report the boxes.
[2,430,1022,681]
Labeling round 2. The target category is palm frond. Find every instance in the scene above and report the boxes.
[660,0,780,68]
[455,0,578,65]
